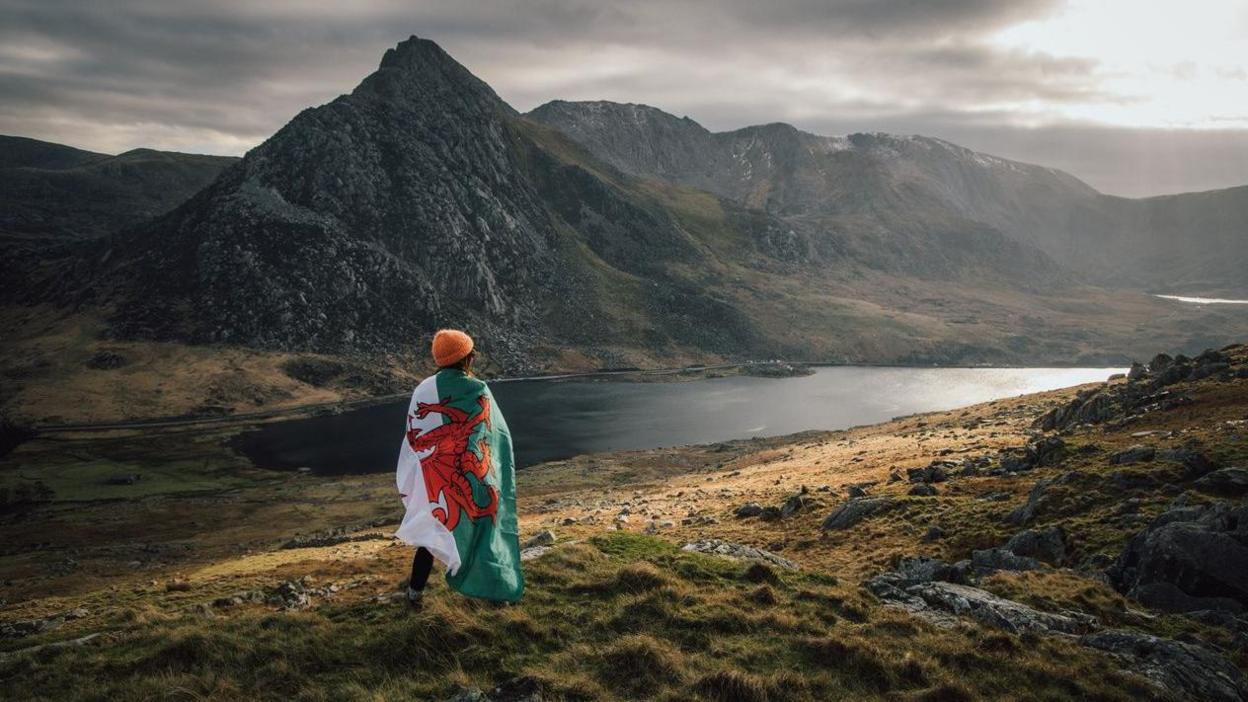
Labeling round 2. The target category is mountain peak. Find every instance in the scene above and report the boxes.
[378,35,451,71]
[353,36,514,115]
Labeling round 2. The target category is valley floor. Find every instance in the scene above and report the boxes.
[1,346,1246,700]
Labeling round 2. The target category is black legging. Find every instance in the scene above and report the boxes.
[410,547,433,591]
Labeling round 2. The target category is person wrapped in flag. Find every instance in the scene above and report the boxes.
[395,329,524,605]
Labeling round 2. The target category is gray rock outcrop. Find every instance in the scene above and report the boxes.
[1004,526,1068,565]
[681,539,799,570]
[1108,501,1248,613]
[1081,629,1248,702]
[1196,468,1248,496]
[820,497,898,531]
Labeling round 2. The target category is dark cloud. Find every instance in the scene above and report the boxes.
[0,0,1244,196]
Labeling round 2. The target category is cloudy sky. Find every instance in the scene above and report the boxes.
[2,0,1245,197]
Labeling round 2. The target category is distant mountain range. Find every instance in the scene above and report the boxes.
[528,101,1248,293]
[1,135,236,241]
[5,37,1247,369]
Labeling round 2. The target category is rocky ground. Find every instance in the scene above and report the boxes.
[1,345,1246,700]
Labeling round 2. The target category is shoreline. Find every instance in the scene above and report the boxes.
[30,361,1124,435]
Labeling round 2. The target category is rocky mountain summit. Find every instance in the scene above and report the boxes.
[89,37,771,365]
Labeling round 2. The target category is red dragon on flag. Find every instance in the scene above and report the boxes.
[404,395,500,531]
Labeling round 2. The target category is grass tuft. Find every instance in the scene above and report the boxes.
[609,562,672,594]
[595,634,686,696]
[694,669,771,702]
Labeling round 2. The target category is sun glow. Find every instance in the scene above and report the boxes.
[990,0,1248,128]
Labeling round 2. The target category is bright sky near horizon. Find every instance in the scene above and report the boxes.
[989,0,1246,129]
[1,0,1245,197]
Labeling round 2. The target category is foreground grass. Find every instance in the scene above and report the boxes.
[0,532,1155,702]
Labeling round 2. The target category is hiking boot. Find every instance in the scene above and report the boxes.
[406,586,424,609]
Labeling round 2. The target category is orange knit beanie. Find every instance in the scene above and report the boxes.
[431,329,474,367]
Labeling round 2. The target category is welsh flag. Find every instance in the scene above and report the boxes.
[395,368,524,601]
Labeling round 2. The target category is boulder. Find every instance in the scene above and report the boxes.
[1153,363,1192,387]
[1034,389,1118,431]
[970,548,1042,573]
[907,464,948,484]
[1195,468,1248,496]
[1004,526,1067,565]
[734,502,763,518]
[681,539,799,570]
[521,529,556,550]
[1157,448,1217,479]
[997,447,1035,473]
[1081,629,1247,702]
[779,492,818,518]
[1007,471,1085,526]
[1029,436,1069,466]
[1108,502,1248,613]
[1111,445,1156,464]
[908,484,938,497]
[903,581,1095,635]
[866,556,968,592]
[820,497,898,531]
[997,436,1067,473]
[1148,353,1173,373]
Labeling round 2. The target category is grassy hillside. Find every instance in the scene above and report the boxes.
[2,344,1245,700]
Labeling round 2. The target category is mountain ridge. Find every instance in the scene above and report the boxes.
[527,100,1246,294]
[6,36,1248,377]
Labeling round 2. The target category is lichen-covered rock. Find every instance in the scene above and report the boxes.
[869,568,1095,634]
[970,548,1043,573]
[681,539,799,570]
[1081,629,1248,702]
[908,582,1096,634]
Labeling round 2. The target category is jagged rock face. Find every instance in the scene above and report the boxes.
[94,37,785,364]
[103,38,561,356]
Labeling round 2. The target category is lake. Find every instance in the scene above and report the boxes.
[234,366,1120,475]
[1154,294,1248,305]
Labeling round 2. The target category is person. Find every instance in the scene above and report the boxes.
[394,329,524,607]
